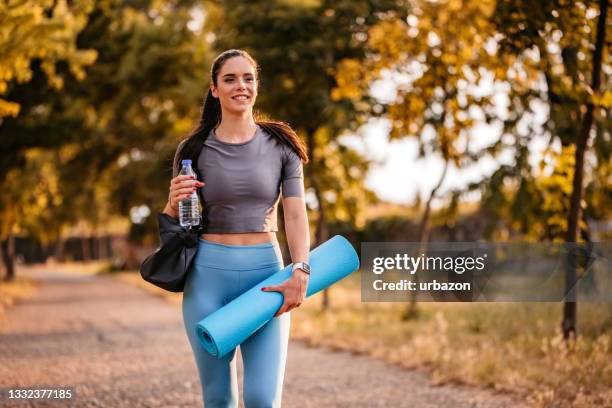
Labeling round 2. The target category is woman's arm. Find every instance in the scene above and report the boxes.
[282,196,310,267]
[261,196,310,317]
[163,175,204,219]
[163,200,179,219]
[164,140,204,219]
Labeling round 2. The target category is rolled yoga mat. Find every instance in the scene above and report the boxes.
[196,235,359,358]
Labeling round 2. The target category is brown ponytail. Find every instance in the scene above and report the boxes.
[256,120,309,163]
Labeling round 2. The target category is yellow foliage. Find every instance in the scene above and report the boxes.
[0,98,21,117]
[535,145,578,241]
[331,59,365,101]
[0,0,97,118]
[593,91,612,108]
[333,0,503,163]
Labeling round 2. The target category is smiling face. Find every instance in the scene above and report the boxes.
[211,56,258,115]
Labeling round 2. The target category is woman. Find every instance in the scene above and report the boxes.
[162,49,310,408]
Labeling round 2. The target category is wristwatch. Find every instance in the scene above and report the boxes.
[292,261,311,275]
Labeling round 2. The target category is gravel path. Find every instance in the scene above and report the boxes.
[0,268,525,407]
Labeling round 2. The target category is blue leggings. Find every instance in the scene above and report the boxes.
[182,239,290,408]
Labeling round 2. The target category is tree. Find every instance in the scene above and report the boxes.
[492,0,609,338]
[0,0,212,277]
[0,0,97,119]
[559,0,607,339]
[334,0,610,328]
[334,0,512,316]
[0,0,96,279]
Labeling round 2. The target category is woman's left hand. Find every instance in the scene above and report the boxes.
[261,269,309,317]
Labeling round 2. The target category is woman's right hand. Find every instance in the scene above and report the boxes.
[168,175,205,212]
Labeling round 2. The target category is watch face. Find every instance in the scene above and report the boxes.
[294,262,311,273]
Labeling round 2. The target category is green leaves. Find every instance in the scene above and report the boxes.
[0,0,212,243]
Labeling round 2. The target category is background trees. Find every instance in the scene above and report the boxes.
[0,0,211,278]
[0,0,97,119]
[333,0,609,332]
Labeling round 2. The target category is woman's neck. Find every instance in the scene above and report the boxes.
[215,112,257,143]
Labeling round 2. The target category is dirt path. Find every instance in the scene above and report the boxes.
[0,268,525,407]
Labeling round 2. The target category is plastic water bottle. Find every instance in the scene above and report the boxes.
[178,159,201,228]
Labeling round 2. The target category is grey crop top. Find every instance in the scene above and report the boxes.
[172,125,304,233]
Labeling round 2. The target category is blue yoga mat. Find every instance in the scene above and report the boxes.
[196,235,359,358]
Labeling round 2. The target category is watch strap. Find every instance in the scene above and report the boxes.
[292,262,311,275]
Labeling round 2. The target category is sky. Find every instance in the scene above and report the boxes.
[341,121,506,208]
[342,111,553,209]
[340,66,554,210]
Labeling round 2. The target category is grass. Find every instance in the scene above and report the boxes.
[290,273,612,408]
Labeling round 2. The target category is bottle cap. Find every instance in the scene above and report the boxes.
[181,159,192,166]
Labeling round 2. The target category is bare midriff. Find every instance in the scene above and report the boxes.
[200,231,278,246]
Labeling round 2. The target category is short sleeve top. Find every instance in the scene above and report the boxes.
[173,125,304,233]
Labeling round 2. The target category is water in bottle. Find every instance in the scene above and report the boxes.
[178,159,201,228]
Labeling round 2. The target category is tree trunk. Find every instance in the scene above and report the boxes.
[81,236,91,262]
[97,235,107,260]
[316,206,330,309]
[55,236,65,262]
[92,234,99,260]
[562,0,607,340]
[124,241,141,270]
[1,234,16,282]
[106,236,114,260]
[404,159,449,320]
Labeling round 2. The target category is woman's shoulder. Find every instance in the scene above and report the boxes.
[256,125,290,152]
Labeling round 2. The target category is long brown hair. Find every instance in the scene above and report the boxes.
[174,49,308,177]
